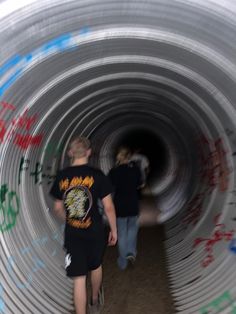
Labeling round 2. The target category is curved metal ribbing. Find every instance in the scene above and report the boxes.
[0,0,236,313]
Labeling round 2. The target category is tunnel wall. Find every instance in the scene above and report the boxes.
[1,0,236,313]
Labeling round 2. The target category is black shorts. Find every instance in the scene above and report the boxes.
[64,233,107,277]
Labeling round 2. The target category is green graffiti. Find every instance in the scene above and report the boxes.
[200,291,236,313]
[44,142,63,157]
[0,184,20,232]
[0,184,8,203]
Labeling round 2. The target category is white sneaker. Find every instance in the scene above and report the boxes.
[89,285,104,314]
[126,254,136,267]
[88,303,102,314]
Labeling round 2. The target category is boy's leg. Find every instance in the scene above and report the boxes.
[90,265,103,305]
[127,216,139,258]
[74,276,87,314]
[117,217,128,269]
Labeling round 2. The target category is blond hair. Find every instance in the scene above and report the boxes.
[68,136,90,159]
[116,147,131,164]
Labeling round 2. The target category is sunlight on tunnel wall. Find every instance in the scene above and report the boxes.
[1,0,236,313]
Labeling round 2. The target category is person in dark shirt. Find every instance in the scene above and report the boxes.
[50,136,117,314]
[108,147,143,270]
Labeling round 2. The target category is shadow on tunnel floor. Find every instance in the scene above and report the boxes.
[101,225,175,314]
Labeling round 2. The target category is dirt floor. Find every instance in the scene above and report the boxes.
[101,225,175,314]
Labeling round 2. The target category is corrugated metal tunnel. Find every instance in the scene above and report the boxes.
[1,0,236,313]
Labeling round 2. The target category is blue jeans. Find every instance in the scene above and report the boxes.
[117,216,139,270]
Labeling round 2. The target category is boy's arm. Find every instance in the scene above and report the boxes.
[102,194,117,246]
[53,200,66,221]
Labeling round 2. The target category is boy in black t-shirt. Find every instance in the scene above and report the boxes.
[50,136,117,314]
[108,147,142,270]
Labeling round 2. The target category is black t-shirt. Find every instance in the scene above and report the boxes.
[108,163,142,217]
[50,164,112,245]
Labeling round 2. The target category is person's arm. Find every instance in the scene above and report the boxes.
[144,157,150,176]
[49,171,65,220]
[53,199,66,221]
[102,194,117,246]
[145,164,150,175]
[136,167,145,189]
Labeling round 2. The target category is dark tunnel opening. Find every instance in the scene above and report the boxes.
[114,128,168,182]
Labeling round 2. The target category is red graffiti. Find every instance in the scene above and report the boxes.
[182,192,205,226]
[182,136,230,227]
[0,101,15,118]
[0,101,43,149]
[0,120,6,142]
[193,214,234,267]
[215,138,230,192]
[11,108,38,131]
[180,135,230,227]
[197,135,229,192]
[13,134,43,149]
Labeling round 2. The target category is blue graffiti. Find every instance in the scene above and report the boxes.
[0,54,34,97]
[41,33,71,53]
[79,26,90,35]
[0,66,25,97]
[0,27,90,97]
[1,224,62,310]
[5,224,64,290]
[32,235,48,247]
[0,55,22,77]
[7,255,33,289]
[0,284,4,313]
[229,238,236,253]
[7,248,47,289]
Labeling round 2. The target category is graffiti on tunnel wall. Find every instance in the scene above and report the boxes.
[0,27,90,98]
[193,214,235,267]
[18,156,56,185]
[0,184,20,232]
[1,154,59,233]
[182,192,205,226]
[6,224,64,290]
[197,135,230,193]
[0,28,90,223]
[0,284,4,314]
[229,238,236,253]
[0,101,43,149]
[44,142,64,157]
[181,135,230,227]
[200,291,236,313]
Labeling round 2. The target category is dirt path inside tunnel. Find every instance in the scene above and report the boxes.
[101,225,175,314]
